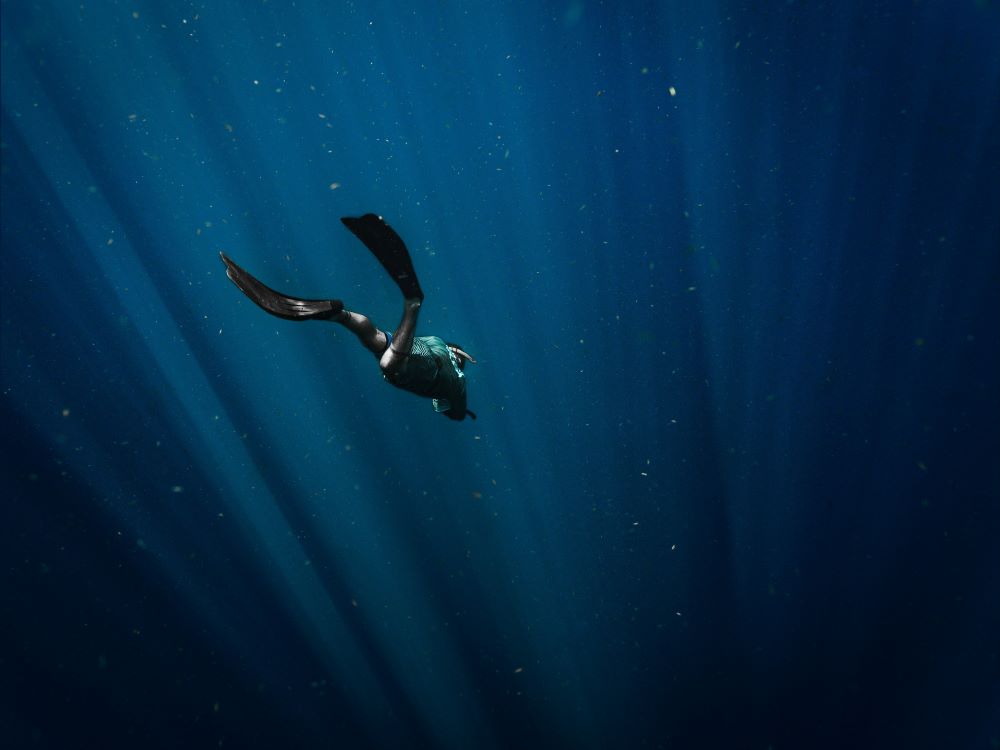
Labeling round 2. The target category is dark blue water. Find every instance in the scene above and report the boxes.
[3,2,999,748]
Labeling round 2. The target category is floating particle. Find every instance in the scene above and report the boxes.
[671,544,676,550]
[171,485,184,493]
[224,123,233,133]
[131,11,139,19]
[127,113,137,122]
[61,408,71,417]
[136,538,146,549]
[596,89,605,97]
[351,598,358,607]
[914,337,925,347]
[668,86,677,96]
[917,461,928,472]
[514,666,523,674]
[471,491,483,499]
[328,182,341,190]
[641,67,649,74]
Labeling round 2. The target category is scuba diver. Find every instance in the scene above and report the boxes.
[220,213,476,421]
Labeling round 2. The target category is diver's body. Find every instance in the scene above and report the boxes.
[220,214,476,421]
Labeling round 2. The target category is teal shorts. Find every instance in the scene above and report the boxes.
[385,336,467,416]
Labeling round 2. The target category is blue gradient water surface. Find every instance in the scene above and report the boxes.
[3,2,999,748]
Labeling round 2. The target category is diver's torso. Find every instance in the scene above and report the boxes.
[384,336,467,415]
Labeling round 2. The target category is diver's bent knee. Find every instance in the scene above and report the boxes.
[379,348,406,375]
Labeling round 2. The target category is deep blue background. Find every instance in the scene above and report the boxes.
[3,1,999,748]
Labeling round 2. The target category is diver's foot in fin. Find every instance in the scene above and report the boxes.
[220,252,344,321]
[340,214,424,300]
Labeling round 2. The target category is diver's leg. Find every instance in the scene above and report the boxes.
[379,298,422,375]
[331,309,389,357]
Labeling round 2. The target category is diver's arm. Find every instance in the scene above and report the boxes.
[448,345,476,365]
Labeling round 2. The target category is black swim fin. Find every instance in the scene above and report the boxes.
[220,252,343,321]
[340,214,424,300]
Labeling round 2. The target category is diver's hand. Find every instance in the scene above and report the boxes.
[448,345,476,364]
